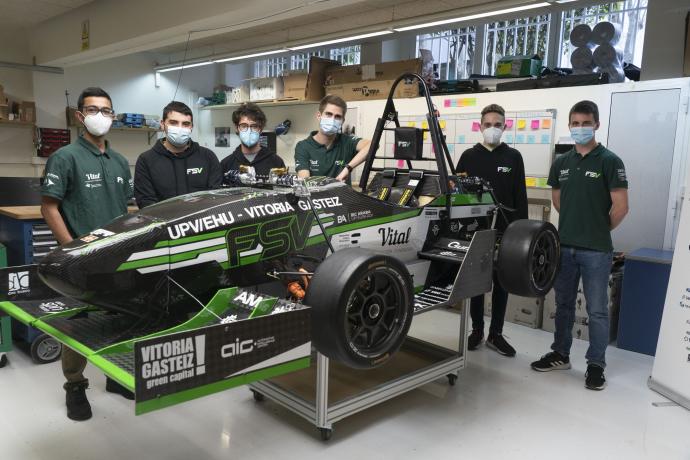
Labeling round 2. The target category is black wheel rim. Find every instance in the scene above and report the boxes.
[37,338,61,362]
[530,229,559,291]
[344,267,407,357]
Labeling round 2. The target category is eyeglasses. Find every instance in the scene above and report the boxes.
[81,106,115,117]
[238,123,261,133]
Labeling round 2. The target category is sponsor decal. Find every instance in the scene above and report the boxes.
[617,168,627,181]
[38,301,67,313]
[116,176,124,184]
[559,169,570,181]
[8,271,29,294]
[309,159,319,169]
[350,209,373,222]
[335,160,345,167]
[139,335,206,390]
[45,179,55,186]
[431,223,440,236]
[187,167,204,175]
[244,201,295,218]
[497,167,512,173]
[297,196,342,211]
[80,235,98,243]
[447,241,469,251]
[379,227,411,246]
[221,338,255,358]
[450,221,460,233]
[46,173,59,180]
[397,140,412,148]
[439,251,457,257]
[233,291,263,308]
[84,172,103,189]
[168,211,236,240]
[85,173,101,181]
[585,171,602,178]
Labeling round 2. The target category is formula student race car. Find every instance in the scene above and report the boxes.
[0,74,559,414]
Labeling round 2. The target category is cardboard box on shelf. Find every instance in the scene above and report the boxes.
[0,104,9,119]
[325,79,419,102]
[324,59,423,86]
[20,101,36,123]
[496,55,542,78]
[280,56,339,101]
[227,83,249,104]
[248,77,284,102]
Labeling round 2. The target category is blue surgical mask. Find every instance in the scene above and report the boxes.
[166,125,191,147]
[570,126,595,145]
[319,117,342,136]
[239,129,260,147]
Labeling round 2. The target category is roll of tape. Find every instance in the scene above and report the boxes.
[593,43,623,67]
[592,21,622,45]
[570,46,594,69]
[570,24,593,48]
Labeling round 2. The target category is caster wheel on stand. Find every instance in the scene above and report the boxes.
[251,390,265,402]
[447,374,457,386]
[319,427,332,441]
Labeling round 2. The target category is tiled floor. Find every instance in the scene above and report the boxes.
[1,310,688,460]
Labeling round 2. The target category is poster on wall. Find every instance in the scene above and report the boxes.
[649,165,690,409]
[215,127,234,147]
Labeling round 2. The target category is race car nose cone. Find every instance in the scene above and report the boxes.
[38,247,88,300]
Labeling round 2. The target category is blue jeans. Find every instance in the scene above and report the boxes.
[551,247,612,368]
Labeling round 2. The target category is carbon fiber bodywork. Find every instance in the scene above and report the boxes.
[37,176,497,321]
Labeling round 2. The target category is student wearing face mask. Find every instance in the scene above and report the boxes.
[295,95,371,183]
[456,104,528,358]
[532,100,628,391]
[40,87,134,421]
[220,103,285,180]
[134,101,222,208]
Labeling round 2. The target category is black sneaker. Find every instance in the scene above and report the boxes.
[64,381,92,421]
[106,377,135,400]
[531,351,571,372]
[468,329,484,350]
[585,364,606,390]
[486,333,516,357]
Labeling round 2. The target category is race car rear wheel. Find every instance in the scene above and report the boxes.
[305,249,414,369]
[496,219,560,297]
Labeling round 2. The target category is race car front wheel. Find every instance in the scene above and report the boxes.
[305,249,414,369]
[496,219,560,297]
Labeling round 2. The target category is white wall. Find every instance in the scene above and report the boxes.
[10,52,221,178]
[0,28,37,177]
[641,0,690,80]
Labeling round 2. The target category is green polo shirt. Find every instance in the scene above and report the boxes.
[294,131,361,179]
[547,143,627,252]
[41,136,133,238]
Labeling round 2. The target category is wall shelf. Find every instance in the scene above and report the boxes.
[202,100,320,110]
[74,125,160,144]
[0,119,35,128]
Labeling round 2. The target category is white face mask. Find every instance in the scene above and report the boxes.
[482,127,503,145]
[82,112,113,137]
[166,125,192,147]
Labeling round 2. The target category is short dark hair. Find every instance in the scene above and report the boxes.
[78,87,112,112]
[481,104,505,122]
[163,101,193,122]
[569,100,599,124]
[232,102,266,128]
[319,95,347,115]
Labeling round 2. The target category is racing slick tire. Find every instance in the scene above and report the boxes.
[305,248,414,369]
[496,219,560,298]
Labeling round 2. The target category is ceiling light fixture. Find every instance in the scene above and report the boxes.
[214,49,288,63]
[156,61,214,73]
[393,3,552,32]
[288,30,393,51]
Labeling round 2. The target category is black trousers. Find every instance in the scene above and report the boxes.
[470,273,509,335]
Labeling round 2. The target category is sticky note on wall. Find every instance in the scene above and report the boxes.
[531,119,540,130]
[516,134,525,143]
[471,122,481,132]
[542,119,552,129]
[407,121,416,127]
[527,135,536,144]
[505,119,514,128]
[439,120,447,129]
[517,119,526,130]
